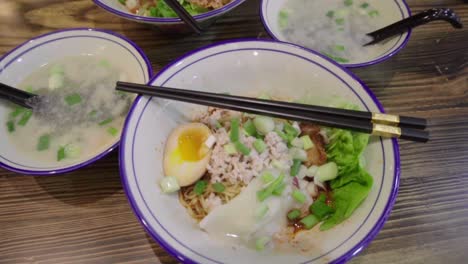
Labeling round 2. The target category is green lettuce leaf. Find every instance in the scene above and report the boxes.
[149,0,209,18]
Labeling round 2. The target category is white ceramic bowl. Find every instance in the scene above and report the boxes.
[120,40,400,263]
[93,0,247,33]
[0,28,152,175]
[260,0,412,68]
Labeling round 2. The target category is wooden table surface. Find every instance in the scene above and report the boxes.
[0,0,467,263]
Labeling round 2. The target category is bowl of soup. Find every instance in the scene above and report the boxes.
[119,40,400,263]
[93,0,247,33]
[0,28,152,175]
[261,0,412,67]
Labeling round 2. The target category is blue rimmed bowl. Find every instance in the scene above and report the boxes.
[119,39,400,263]
[260,0,412,68]
[93,0,247,33]
[0,28,152,175]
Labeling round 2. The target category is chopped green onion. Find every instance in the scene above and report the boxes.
[65,93,82,106]
[272,183,286,196]
[316,162,338,182]
[256,204,269,220]
[335,18,345,25]
[284,123,299,138]
[160,176,180,193]
[291,137,304,148]
[253,139,267,153]
[194,180,207,196]
[292,190,307,204]
[99,118,113,126]
[307,165,319,177]
[230,118,240,142]
[279,10,289,29]
[290,159,302,176]
[25,85,34,93]
[6,121,15,133]
[261,171,275,184]
[300,135,314,150]
[300,214,320,230]
[254,116,275,135]
[368,10,379,17]
[309,201,334,220]
[57,147,66,161]
[344,0,353,6]
[37,134,50,151]
[107,127,119,136]
[298,165,309,179]
[334,45,346,51]
[235,141,251,156]
[322,52,350,63]
[257,173,285,202]
[243,119,257,136]
[271,159,287,170]
[17,110,32,126]
[9,107,26,119]
[98,59,110,67]
[287,209,301,220]
[212,182,225,193]
[64,143,81,158]
[275,129,289,142]
[215,120,222,129]
[290,147,308,161]
[88,110,97,117]
[223,143,237,155]
[326,10,334,18]
[360,2,369,8]
[255,237,270,251]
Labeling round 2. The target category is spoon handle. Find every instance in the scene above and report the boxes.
[0,82,35,108]
[365,8,463,46]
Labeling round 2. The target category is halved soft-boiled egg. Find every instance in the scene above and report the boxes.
[163,123,214,187]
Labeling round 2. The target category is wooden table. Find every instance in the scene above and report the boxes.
[0,0,467,263]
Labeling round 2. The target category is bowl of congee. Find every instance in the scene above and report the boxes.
[0,28,152,175]
[261,0,412,67]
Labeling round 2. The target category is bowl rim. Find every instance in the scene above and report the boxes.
[0,27,153,176]
[119,39,401,264]
[259,0,412,68]
[93,0,247,23]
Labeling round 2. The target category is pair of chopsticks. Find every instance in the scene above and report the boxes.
[0,82,35,109]
[116,82,429,142]
[163,0,203,34]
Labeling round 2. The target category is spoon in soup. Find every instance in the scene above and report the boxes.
[365,8,463,46]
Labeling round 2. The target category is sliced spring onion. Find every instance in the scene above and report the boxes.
[272,183,286,196]
[243,119,257,136]
[297,165,309,179]
[64,143,81,158]
[292,190,307,204]
[360,2,369,8]
[284,123,299,138]
[107,127,119,136]
[275,129,289,142]
[335,18,345,25]
[306,165,319,177]
[253,138,267,153]
[309,201,334,220]
[300,135,314,150]
[6,121,15,133]
[254,116,275,135]
[223,143,237,155]
[279,10,289,29]
[300,214,320,230]
[160,176,180,193]
[344,0,353,6]
[368,10,379,17]
[257,173,285,202]
[256,204,269,220]
[271,159,287,170]
[289,147,308,161]
[99,118,113,126]
[212,182,225,193]
[57,147,66,161]
[290,159,302,176]
[261,171,275,184]
[322,52,350,63]
[65,93,82,106]
[37,134,50,151]
[275,122,284,132]
[234,141,251,156]
[287,209,301,220]
[255,237,270,251]
[316,162,338,182]
[230,118,240,142]
[9,107,26,119]
[291,137,304,148]
[326,10,334,18]
[98,59,110,68]
[17,110,32,126]
[194,180,207,196]
[334,45,346,51]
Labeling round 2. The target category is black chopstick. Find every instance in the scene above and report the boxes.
[118,81,426,129]
[115,82,429,142]
[163,0,203,34]
[0,82,35,109]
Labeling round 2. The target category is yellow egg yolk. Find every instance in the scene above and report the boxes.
[177,128,208,161]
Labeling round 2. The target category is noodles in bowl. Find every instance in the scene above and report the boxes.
[120,40,400,263]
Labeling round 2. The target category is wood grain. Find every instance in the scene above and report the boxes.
[0,0,467,263]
